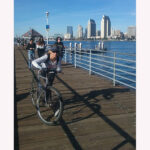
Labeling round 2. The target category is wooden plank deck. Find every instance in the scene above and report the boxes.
[14,46,136,150]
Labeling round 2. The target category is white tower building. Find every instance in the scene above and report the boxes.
[87,19,96,39]
[77,25,83,39]
[101,15,111,39]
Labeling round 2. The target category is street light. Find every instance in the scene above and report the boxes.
[45,11,49,45]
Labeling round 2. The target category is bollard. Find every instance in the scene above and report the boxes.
[113,52,116,86]
[69,42,72,52]
[101,42,104,50]
[98,42,101,50]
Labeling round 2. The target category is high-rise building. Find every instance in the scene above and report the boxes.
[101,15,111,39]
[96,30,101,39]
[87,19,96,38]
[111,28,124,39]
[111,28,115,37]
[77,25,83,39]
[96,30,100,36]
[67,26,73,38]
[127,26,136,38]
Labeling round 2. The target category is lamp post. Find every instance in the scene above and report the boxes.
[45,11,49,45]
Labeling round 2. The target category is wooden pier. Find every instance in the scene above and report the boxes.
[14,45,136,150]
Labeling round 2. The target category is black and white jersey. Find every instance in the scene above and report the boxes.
[32,54,57,70]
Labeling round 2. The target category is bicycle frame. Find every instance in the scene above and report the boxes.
[31,69,63,125]
[37,70,56,104]
[37,70,56,86]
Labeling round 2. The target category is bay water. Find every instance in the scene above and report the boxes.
[49,40,136,89]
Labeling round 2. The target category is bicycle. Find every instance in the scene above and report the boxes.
[30,69,63,125]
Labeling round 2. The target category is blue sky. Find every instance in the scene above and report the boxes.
[14,0,136,37]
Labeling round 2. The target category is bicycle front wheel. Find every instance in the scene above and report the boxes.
[37,86,63,125]
[30,77,38,107]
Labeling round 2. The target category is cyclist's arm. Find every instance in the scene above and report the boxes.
[32,54,48,70]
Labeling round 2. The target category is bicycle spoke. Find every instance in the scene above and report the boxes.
[31,70,63,125]
[37,86,63,125]
[30,78,38,106]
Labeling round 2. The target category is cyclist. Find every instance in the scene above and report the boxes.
[31,45,63,121]
[32,45,58,86]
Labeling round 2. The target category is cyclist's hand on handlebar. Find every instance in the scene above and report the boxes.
[39,68,43,72]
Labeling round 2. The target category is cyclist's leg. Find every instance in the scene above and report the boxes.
[46,72,56,101]
[48,72,56,86]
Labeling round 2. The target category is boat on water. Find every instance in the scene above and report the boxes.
[92,48,107,53]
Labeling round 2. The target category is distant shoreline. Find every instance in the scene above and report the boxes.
[61,39,136,42]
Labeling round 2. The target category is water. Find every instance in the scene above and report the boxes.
[49,40,136,89]
[49,40,136,54]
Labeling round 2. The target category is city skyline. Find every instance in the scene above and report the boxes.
[14,0,136,37]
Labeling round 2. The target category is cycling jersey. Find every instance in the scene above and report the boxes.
[32,54,57,70]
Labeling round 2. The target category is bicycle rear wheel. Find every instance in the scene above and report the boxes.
[37,86,63,125]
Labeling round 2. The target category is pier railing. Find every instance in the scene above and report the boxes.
[62,44,136,89]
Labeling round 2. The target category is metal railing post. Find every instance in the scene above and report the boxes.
[79,43,82,51]
[65,48,67,63]
[69,43,72,63]
[79,42,82,58]
[101,42,104,50]
[113,52,116,86]
[89,49,92,75]
[74,43,77,68]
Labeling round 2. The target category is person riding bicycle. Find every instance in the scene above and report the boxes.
[32,45,58,86]
[31,45,63,123]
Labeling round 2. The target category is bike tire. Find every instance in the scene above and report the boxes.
[30,77,38,107]
[37,86,63,125]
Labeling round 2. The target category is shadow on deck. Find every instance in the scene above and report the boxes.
[14,46,136,150]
